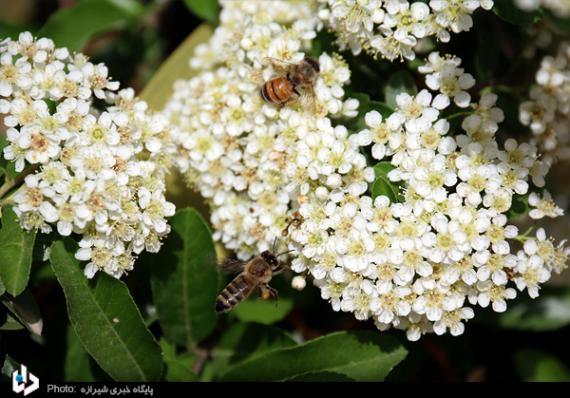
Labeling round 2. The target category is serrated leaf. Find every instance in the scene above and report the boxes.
[221,331,407,382]
[202,323,296,381]
[149,208,220,348]
[64,326,95,382]
[50,238,163,381]
[1,289,43,336]
[38,0,142,52]
[160,339,198,381]
[493,0,542,27]
[0,205,36,296]
[184,0,220,24]
[141,24,213,111]
[286,371,356,381]
[384,70,417,110]
[515,349,570,382]
[232,298,293,325]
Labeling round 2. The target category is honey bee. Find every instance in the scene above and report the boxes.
[215,248,291,313]
[260,55,320,111]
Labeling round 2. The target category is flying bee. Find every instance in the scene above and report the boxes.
[259,55,321,113]
[215,247,292,313]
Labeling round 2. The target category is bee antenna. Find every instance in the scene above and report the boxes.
[276,249,295,258]
[271,237,278,253]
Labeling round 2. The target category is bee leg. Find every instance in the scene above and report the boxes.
[259,284,279,303]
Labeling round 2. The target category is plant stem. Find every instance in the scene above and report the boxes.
[0,166,37,200]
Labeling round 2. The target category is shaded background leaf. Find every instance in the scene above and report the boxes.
[515,349,570,382]
[184,0,219,24]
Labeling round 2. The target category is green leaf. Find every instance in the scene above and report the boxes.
[0,310,24,331]
[220,331,407,381]
[202,323,296,381]
[184,0,220,24]
[160,340,198,381]
[474,20,500,83]
[1,289,43,336]
[64,326,95,382]
[233,298,293,325]
[494,287,570,331]
[515,349,570,382]
[141,24,213,111]
[493,0,542,27]
[1,355,19,379]
[286,371,356,381]
[0,277,4,296]
[149,208,220,348]
[0,20,35,40]
[384,70,417,110]
[507,194,529,220]
[0,205,36,297]
[50,238,163,381]
[38,0,143,52]
[372,162,403,203]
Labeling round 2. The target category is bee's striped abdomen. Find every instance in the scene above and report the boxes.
[261,77,294,105]
[215,274,257,313]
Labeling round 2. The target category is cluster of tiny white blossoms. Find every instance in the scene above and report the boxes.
[290,52,569,340]
[163,0,362,260]
[163,0,568,340]
[0,33,176,279]
[520,42,570,165]
[316,0,494,61]
[515,0,570,18]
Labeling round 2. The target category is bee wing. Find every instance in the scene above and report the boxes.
[262,57,293,74]
[219,258,246,274]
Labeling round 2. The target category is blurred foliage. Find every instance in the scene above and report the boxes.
[0,0,570,383]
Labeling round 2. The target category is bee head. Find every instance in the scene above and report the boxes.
[261,250,279,268]
[304,55,320,73]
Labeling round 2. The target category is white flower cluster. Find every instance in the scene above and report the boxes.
[163,0,568,340]
[163,0,362,260]
[515,0,570,18]
[317,0,494,61]
[290,52,568,340]
[520,42,570,164]
[0,33,176,279]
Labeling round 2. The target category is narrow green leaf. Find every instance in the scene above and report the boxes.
[1,289,43,336]
[233,298,293,325]
[141,24,213,111]
[38,0,142,52]
[515,349,570,382]
[384,70,417,110]
[184,0,220,24]
[64,326,95,382]
[202,323,296,381]
[160,339,198,381]
[0,205,36,296]
[50,239,163,381]
[149,208,220,348]
[221,331,407,381]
